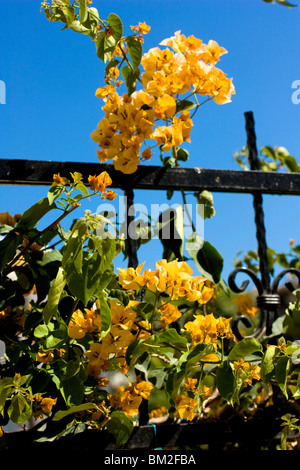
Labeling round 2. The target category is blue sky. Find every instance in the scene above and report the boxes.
[0,0,299,282]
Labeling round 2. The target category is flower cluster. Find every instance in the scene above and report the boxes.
[53,170,117,201]
[184,313,234,347]
[118,258,215,303]
[109,378,154,418]
[233,358,261,387]
[69,298,150,377]
[91,30,235,173]
[31,393,57,420]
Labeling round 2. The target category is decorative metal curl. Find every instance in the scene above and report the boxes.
[228,267,300,340]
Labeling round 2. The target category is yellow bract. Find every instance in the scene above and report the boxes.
[91,30,234,173]
[184,313,233,347]
[118,258,215,304]
[176,395,198,421]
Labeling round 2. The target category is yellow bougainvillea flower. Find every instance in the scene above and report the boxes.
[183,378,198,392]
[109,386,142,418]
[133,380,154,400]
[150,406,168,418]
[200,385,214,401]
[233,358,250,372]
[68,309,90,339]
[53,173,65,186]
[233,358,261,387]
[201,353,220,363]
[98,377,110,388]
[101,189,117,201]
[40,397,57,414]
[110,298,136,330]
[216,316,234,339]
[198,39,228,64]
[130,22,151,35]
[68,306,101,340]
[0,212,21,227]
[184,313,218,346]
[88,171,112,193]
[246,364,261,386]
[85,342,111,377]
[141,147,153,161]
[36,350,54,364]
[158,301,181,328]
[176,396,198,421]
[152,94,177,119]
[151,124,183,151]
[118,262,145,291]
[135,320,151,339]
[232,293,258,318]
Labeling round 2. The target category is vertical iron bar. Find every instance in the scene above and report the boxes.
[124,187,138,269]
[245,111,271,293]
[124,187,148,425]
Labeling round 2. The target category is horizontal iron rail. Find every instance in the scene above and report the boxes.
[0,158,300,194]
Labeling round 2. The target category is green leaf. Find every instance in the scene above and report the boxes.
[216,361,236,402]
[61,5,75,26]
[42,267,66,324]
[176,100,196,114]
[66,251,102,305]
[194,190,216,219]
[105,58,120,77]
[187,239,223,284]
[283,155,300,173]
[76,183,90,198]
[16,197,56,230]
[52,402,98,421]
[227,337,263,362]
[7,394,32,424]
[275,356,290,398]
[62,218,88,273]
[0,230,23,273]
[78,0,88,23]
[157,328,187,351]
[121,65,140,95]
[176,148,189,162]
[69,20,91,34]
[60,375,84,407]
[184,343,217,373]
[126,36,142,70]
[34,324,49,338]
[276,0,296,7]
[44,321,68,350]
[126,335,158,366]
[96,14,123,63]
[47,185,64,205]
[260,345,277,382]
[98,293,112,339]
[106,411,134,448]
[107,13,123,42]
[0,379,14,414]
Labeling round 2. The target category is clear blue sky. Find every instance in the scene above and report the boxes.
[0,0,299,282]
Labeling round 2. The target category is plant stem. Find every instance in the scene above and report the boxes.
[3,203,80,276]
[180,189,196,233]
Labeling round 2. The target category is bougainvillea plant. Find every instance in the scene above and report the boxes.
[0,1,299,450]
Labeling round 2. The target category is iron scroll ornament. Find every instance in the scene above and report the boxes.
[228,267,300,340]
